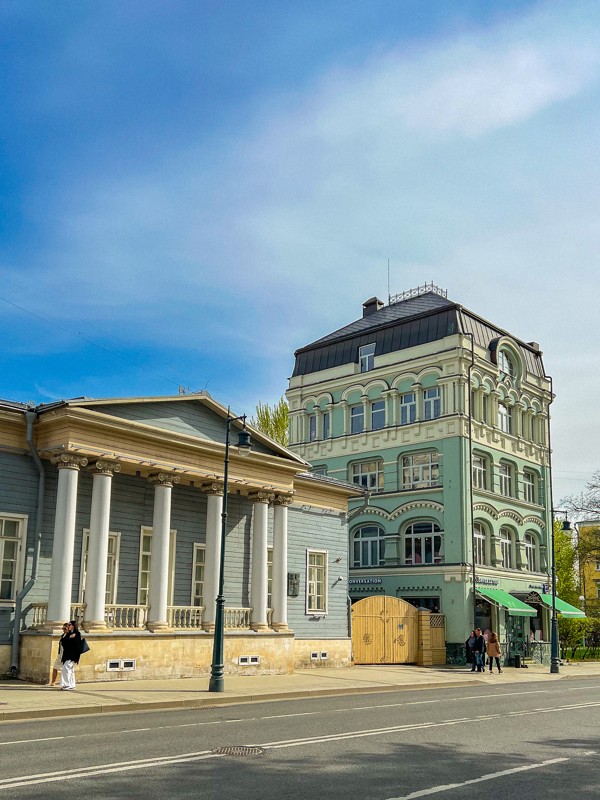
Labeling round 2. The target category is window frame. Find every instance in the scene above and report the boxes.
[322,410,330,439]
[350,404,364,434]
[498,402,512,434]
[306,549,328,615]
[308,414,317,442]
[400,392,417,425]
[403,521,444,566]
[498,462,513,497]
[498,350,516,379]
[523,470,536,504]
[524,532,538,572]
[359,343,376,373]
[423,387,441,420]
[499,527,514,569]
[352,524,386,568]
[371,399,385,430]
[472,453,488,491]
[351,459,384,492]
[191,543,206,607]
[79,528,121,605]
[474,522,487,566]
[401,451,440,490]
[0,514,27,603]
[137,526,177,606]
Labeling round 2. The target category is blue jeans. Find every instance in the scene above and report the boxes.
[473,652,484,670]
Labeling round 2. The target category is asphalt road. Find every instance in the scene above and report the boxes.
[0,678,598,799]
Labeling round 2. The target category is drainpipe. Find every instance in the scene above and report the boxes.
[10,409,45,677]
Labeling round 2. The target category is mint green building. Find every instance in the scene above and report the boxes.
[286,285,558,664]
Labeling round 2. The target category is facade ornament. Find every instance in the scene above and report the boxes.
[50,452,88,470]
[473,502,499,520]
[272,493,294,507]
[248,490,275,503]
[498,509,523,525]
[89,459,121,476]
[148,472,181,487]
[200,481,224,495]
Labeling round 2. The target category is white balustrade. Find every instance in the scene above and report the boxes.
[224,607,252,629]
[104,604,148,629]
[167,606,204,629]
[30,603,48,628]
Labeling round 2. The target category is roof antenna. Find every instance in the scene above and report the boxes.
[387,259,390,305]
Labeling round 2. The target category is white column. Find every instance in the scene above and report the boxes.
[249,492,272,631]
[83,460,120,632]
[200,482,224,631]
[147,472,179,631]
[272,495,293,632]
[46,453,88,631]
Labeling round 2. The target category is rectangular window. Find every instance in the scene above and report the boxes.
[79,529,121,605]
[137,527,177,605]
[351,460,384,492]
[322,411,330,439]
[400,393,417,425]
[311,465,328,476]
[498,403,512,434]
[423,387,441,420]
[0,516,25,601]
[359,343,376,373]
[308,414,317,442]
[500,531,513,569]
[402,452,440,489]
[523,471,536,503]
[350,404,364,434]
[307,550,327,614]
[474,528,486,566]
[472,454,487,491]
[498,463,512,497]
[191,544,205,606]
[371,400,385,430]
[481,394,488,424]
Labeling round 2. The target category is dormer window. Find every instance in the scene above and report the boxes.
[359,343,376,372]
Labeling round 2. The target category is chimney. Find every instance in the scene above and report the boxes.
[527,342,540,352]
[362,297,385,317]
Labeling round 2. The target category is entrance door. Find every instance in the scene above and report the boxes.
[352,596,418,664]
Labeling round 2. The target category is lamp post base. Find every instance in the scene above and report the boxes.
[550,659,560,674]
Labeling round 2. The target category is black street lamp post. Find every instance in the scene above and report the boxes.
[550,509,571,675]
[208,411,251,693]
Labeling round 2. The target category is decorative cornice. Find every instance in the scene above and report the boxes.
[498,509,524,525]
[50,452,88,470]
[473,502,499,520]
[390,500,444,519]
[148,472,181,487]
[89,459,121,476]
[200,481,224,496]
[348,505,389,520]
[522,515,545,529]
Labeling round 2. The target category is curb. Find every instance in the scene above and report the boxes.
[0,680,481,722]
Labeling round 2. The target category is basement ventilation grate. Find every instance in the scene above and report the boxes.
[212,746,265,757]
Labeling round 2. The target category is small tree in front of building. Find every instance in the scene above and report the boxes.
[250,397,289,447]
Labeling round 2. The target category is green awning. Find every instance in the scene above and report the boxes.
[476,588,537,617]
[538,594,586,619]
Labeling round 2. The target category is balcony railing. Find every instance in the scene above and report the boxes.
[26,603,262,632]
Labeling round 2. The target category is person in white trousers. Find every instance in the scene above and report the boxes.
[60,620,82,691]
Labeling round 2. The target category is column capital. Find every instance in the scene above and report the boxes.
[272,493,294,507]
[200,481,224,496]
[249,490,275,504]
[148,472,180,487]
[88,459,121,476]
[50,452,88,470]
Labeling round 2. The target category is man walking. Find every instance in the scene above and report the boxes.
[472,627,486,673]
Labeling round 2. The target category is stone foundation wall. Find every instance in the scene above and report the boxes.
[18,631,298,684]
[0,644,12,678]
[293,638,352,668]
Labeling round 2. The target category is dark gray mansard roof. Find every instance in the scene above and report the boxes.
[292,291,545,378]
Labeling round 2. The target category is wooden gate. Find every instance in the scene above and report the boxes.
[351,596,418,664]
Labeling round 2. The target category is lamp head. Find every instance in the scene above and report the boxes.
[236,429,252,456]
[562,518,571,532]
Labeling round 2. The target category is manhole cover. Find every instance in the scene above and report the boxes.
[213,746,265,757]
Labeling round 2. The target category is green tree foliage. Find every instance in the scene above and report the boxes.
[250,398,289,447]
[554,519,578,606]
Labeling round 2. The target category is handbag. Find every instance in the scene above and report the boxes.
[80,638,91,654]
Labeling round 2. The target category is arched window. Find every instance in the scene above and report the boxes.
[474,522,487,565]
[524,532,539,572]
[404,522,443,565]
[499,527,514,569]
[498,350,515,378]
[352,525,386,567]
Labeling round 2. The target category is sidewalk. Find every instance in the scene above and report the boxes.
[2,661,600,722]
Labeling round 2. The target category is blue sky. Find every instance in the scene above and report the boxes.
[0,0,598,501]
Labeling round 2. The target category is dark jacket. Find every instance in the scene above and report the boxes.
[61,631,82,664]
[473,634,486,655]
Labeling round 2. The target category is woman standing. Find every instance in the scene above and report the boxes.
[487,631,503,673]
[60,620,82,691]
[49,623,69,686]
[465,630,476,671]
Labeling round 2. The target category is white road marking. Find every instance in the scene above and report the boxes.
[385,758,570,799]
[0,701,596,791]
